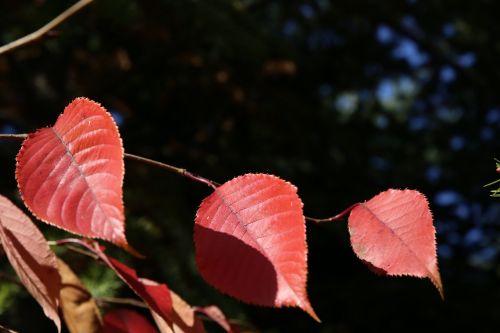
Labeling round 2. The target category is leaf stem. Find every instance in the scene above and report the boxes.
[305,203,359,223]
[0,134,27,140]
[0,0,94,56]
[96,296,147,309]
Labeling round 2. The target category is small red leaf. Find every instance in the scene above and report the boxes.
[103,309,158,333]
[194,174,317,320]
[105,257,173,323]
[0,195,61,332]
[348,189,443,297]
[151,291,206,333]
[16,97,127,247]
[194,306,240,333]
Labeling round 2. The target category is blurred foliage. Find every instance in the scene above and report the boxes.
[0,0,499,332]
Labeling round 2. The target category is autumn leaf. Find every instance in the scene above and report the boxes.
[103,309,158,333]
[57,259,103,333]
[15,97,128,248]
[151,291,206,333]
[348,189,443,297]
[194,305,240,333]
[104,256,173,323]
[0,195,61,332]
[194,174,318,320]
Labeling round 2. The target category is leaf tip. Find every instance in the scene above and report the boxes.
[305,305,321,323]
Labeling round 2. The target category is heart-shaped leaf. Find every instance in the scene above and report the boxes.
[0,195,61,332]
[16,97,127,247]
[348,189,443,297]
[103,309,158,333]
[194,174,317,320]
[57,259,103,333]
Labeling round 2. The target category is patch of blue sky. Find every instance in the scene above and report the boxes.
[110,110,124,127]
[392,38,429,68]
[376,24,395,44]
[439,65,456,83]
[456,52,476,68]
[299,4,315,19]
[435,189,463,206]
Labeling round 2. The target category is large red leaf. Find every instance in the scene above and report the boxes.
[103,309,158,333]
[194,173,317,320]
[348,189,443,297]
[0,195,61,332]
[15,97,127,247]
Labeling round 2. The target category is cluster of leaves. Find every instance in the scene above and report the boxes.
[0,98,442,332]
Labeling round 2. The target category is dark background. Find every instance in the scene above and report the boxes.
[0,0,499,332]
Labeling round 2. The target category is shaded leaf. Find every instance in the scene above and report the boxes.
[0,195,61,332]
[103,309,158,333]
[348,189,443,297]
[194,174,317,320]
[105,257,173,323]
[16,97,127,247]
[57,259,103,333]
[151,291,206,333]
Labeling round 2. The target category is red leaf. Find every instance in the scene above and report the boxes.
[103,309,158,333]
[194,174,317,320]
[16,97,127,247]
[0,195,61,332]
[105,257,173,323]
[348,189,443,297]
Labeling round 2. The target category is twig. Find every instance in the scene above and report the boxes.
[0,0,94,56]
[96,296,148,309]
[124,153,219,189]
[305,203,359,223]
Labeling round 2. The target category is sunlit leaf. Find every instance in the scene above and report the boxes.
[16,97,127,247]
[195,174,318,320]
[348,189,443,297]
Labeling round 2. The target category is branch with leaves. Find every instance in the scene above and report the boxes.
[0,3,444,332]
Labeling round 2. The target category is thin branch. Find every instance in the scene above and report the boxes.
[0,133,355,222]
[48,240,100,260]
[0,0,94,56]
[0,134,27,140]
[125,153,219,189]
[305,203,359,223]
[96,296,148,309]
